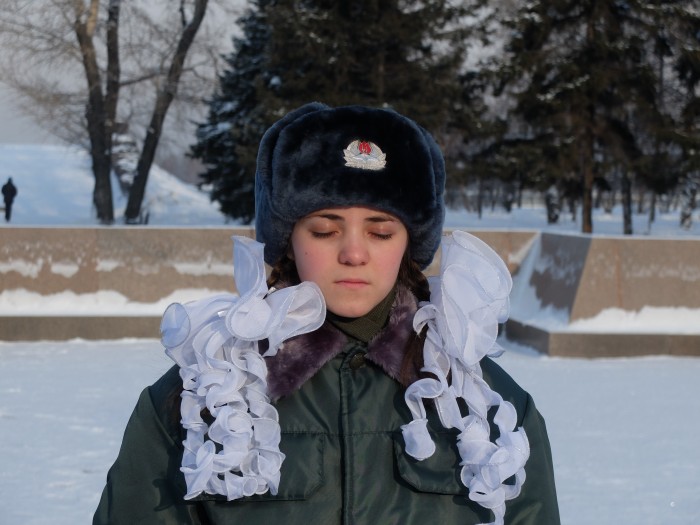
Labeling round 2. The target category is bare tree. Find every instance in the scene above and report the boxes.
[73,0,119,223]
[124,0,208,223]
[0,0,235,223]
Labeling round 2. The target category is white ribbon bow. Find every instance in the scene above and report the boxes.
[161,236,325,500]
[401,231,529,525]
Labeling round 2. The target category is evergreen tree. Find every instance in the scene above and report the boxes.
[674,4,700,228]
[493,0,698,233]
[193,0,474,223]
[262,1,468,130]
[190,0,276,223]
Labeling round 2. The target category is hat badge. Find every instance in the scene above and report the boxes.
[343,140,386,171]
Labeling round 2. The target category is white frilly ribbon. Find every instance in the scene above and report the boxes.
[160,236,325,500]
[401,230,530,525]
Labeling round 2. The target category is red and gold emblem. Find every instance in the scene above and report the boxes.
[343,140,386,170]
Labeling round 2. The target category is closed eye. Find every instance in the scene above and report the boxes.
[311,231,335,239]
[371,232,394,240]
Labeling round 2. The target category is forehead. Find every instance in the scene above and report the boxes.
[302,206,402,221]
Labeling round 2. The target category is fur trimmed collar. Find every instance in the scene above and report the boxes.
[264,285,419,401]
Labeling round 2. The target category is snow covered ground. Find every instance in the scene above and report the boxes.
[0,144,228,226]
[0,143,699,523]
[1,337,698,524]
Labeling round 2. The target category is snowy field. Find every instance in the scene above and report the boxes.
[0,144,228,226]
[0,337,698,525]
[1,143,699,523]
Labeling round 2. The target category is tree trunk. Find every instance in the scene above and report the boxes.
[581,142,594,233]
[125,0,209,223]
[544,185,560,224]
[679,173,698,229]
[647,192,656,232]
[105,0,121,133]
[621,171,633,235]
[477,176,483,219]
[636,186,645,214]
[580,19,600,234]
[568,196,577,222]
[603,189,614,213]
[73,0,114,224]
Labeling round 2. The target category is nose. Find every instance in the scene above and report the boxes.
[338,232,369,266]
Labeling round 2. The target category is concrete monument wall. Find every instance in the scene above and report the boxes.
[506,232,700,357]
[0,227,535,341]
[2,227,698,357]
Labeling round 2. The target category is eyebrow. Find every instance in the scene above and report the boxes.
[312,213,398,223]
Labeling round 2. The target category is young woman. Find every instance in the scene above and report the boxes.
[94,103,560,524]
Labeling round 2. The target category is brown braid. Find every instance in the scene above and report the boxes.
[397,251,430,385]
[267,252,300,288]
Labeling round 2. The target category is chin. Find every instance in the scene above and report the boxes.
[327,304,373,318]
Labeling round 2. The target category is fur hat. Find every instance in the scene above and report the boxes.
[254,102,446,269]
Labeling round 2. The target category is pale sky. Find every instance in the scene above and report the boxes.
[0,84,57,145]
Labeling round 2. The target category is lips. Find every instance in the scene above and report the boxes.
[335,278,369,289]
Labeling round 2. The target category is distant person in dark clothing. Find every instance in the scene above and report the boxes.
[2,177,17,222]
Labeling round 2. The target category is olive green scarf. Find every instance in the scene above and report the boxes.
[326,287,396,343]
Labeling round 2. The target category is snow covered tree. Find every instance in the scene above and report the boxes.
[193,0,473,223]
[674,8,700,229]
[190,0,276,223]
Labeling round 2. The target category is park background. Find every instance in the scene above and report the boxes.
[1,142,699,525]
[1,1,700,524]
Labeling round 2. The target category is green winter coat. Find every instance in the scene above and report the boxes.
[94,293,560,525]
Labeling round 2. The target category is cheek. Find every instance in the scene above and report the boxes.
[294,258,312,282]
[387,253,404,276]
[384,241,408,273]
[293,247,325,283]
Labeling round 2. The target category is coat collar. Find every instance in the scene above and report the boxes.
[264,285,419,401]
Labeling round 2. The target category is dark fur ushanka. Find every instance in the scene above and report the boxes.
[255,103,446,269]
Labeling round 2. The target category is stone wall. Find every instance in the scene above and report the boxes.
[0,227,535,341]
[2,227,698,357]
[0,227,250,340]
[506,232,700,357]
[0,227,255,302]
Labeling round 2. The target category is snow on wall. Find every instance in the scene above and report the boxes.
[508,232,700,336]
[0,227,243,303]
